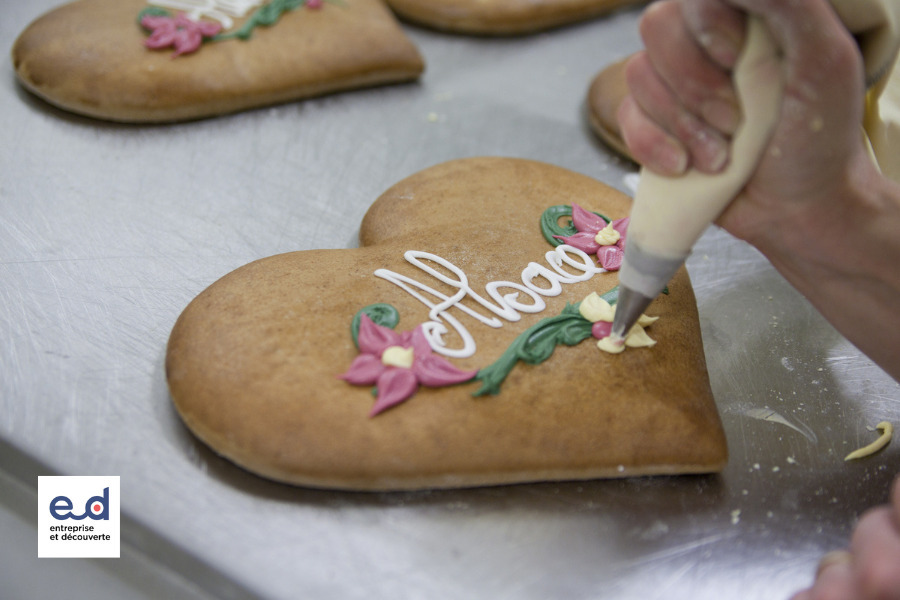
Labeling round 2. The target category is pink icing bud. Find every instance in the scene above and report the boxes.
[591,321,612,339]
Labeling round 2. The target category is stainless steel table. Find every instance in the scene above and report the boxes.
[2,2,898,598]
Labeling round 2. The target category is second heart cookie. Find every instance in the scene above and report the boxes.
[12,0,425,122]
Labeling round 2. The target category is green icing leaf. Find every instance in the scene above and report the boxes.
[472,286,621,396]
[473,302,590,396]
[137,6,170,27]
[540,205,610,247]
[217,0,307,40]
[350,304,400,349]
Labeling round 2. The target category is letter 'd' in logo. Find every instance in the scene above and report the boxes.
[49,487,110,521]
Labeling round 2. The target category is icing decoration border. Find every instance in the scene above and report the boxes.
[138,0,338,57]
[339,204,662,417]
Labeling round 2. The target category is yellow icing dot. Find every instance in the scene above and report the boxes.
[381,346,414,368]
[593,222,621,246]
[597,335,625,354]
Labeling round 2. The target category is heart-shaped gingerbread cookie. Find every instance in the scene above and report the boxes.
[166,157,726,490]
[12,0,424,122]
[386,0,647,35]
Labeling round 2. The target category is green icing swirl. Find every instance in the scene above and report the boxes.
[472,287,619,396]
[351,303,400,349]
[540,204,610,247]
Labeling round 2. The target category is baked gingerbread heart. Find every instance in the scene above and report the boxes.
[166,157,727,490]
[385,0,647,35]
[12,0,424,122]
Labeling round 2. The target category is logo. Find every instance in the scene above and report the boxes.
[38,476,120,558]
[50,487,110,521]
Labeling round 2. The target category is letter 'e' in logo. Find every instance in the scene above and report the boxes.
[49,487,110,521]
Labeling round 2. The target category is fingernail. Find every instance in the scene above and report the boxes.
[653,139,688,175]
[701,98,741,134]
[698,30,741,67]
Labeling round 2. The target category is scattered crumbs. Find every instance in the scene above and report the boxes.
[829,497,838,504]
[753,463,761,470]
[786,456,797,465]
[731,509,741,525]
[767,511,774,518]
[817,367,823,372]
[772,466,780,472]
[767,296,773,301]
[741,489,749,496]
[617,465,625,473]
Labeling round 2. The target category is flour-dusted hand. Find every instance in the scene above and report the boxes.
[618,0,900,383]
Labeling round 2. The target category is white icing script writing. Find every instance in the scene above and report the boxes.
[148,0,264,29]
[374,245,606,358]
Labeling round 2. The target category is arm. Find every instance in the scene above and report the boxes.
[618,0,900,382]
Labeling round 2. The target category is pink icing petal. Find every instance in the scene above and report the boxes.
[410,327,433,356]
[413,354,478,387]
[141,15,176,31]
[597,245,623,271]
[592,320,612,339]
[370,368,419,417]
[357,314,401,356]
[571,203,608,234]
[145,26,178,49]
[171,27,203,56]
[196,20,224,36]
[338,354,384,385]
[553,232,601,255]
[307,0,323,7]
[612,216,629,236]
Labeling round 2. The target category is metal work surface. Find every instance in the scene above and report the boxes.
[2,2,899,598]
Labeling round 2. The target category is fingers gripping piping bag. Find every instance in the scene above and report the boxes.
[610,16,786,342]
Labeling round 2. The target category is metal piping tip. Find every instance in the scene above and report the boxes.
[611,285,655,339]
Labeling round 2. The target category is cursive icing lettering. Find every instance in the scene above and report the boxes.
[373,245,605,358]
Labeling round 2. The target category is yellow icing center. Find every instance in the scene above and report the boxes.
[382,346,414,368]
[593,222,621,246]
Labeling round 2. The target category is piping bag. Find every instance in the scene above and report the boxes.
[609,16,785,344]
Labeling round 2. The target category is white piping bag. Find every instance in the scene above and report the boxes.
[611,16,786,340]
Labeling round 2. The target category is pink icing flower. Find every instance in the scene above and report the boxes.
[339,315,477,417]
[141,13,223,57]
[553,203,629,271]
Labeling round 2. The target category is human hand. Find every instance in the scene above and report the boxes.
[790,474,900,600]
[617,0,871,249]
